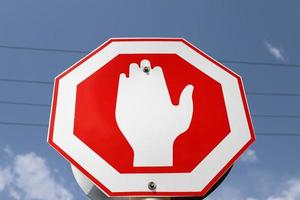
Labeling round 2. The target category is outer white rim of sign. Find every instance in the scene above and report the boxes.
[48,38,255,197]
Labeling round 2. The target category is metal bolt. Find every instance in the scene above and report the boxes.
[143,66,150,74]
[148,181,157,191]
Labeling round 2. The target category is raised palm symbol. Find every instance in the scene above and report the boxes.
[115,59,194,167]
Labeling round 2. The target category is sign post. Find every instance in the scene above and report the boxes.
[48,38,255,198]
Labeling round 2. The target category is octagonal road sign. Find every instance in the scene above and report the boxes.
[48,38,255,197]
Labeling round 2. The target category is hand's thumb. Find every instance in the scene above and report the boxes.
[173,84,194,133]
[175,84,193,117]
[179,85,194,109]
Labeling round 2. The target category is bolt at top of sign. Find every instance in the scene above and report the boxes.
[48,38,255,197]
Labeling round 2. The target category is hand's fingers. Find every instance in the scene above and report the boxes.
[118,73,127,86]
[119,73,126,80]
[152,66,163,75]
[152,66,167,86]
[129,63,139,77]
[117,73,127,100]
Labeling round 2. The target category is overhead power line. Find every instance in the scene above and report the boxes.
[247,92,300,97]
[0,78,53,85]
[0,100,50,107]
[0,44,88,54]
[253,114,300,119]
[254,133,300,137]
[0,121,48,127]
[1,44,300,68]
[218,59,300,68]
[0,120,299,137]
[1,78,300,97]
[0,100,300,119]
[2,99,299,119]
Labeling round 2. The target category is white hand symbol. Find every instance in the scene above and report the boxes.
[115,59,194,167]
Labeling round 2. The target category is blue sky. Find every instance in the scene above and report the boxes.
[0,1,299,199]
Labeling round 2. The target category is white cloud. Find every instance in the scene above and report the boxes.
[267,180,300,200]
[206,185,249,200]
[0,167,13,191]
[264,41,285,61]
[8,188,21,200]
[208,179,300,200]
[0,152,73,200]
[3,145,14,157]
[241,149,258,163]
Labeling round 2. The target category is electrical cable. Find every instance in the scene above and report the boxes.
[0,100,299,119]
[1,44,300,68]
[1,78,300,97]
[0,120,299,137]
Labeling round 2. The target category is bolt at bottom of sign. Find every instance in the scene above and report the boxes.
[148,181,157,191]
